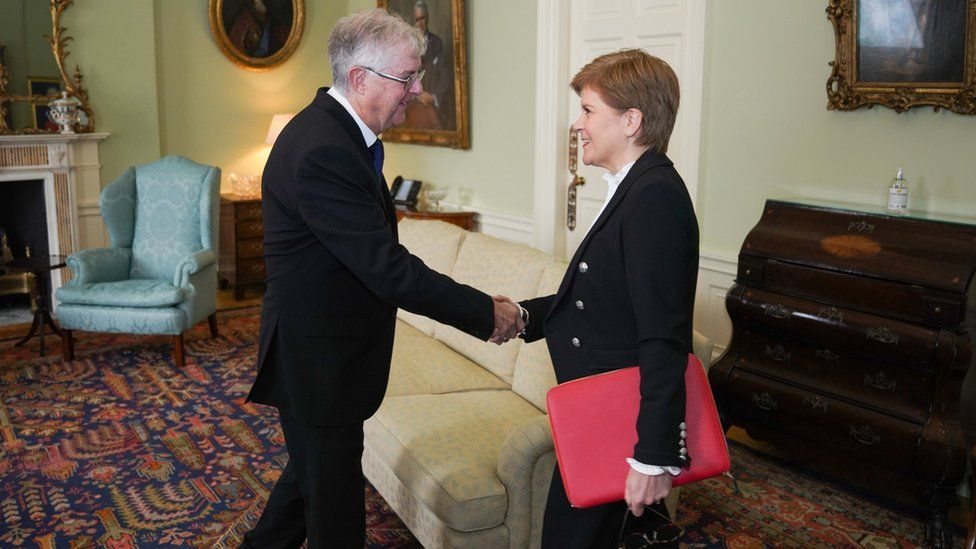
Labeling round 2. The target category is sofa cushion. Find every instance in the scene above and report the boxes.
[365,390,543,531]
[435,233,553,383]
[396,219,468,335]
[387,329,509,396]
[395,318,428,339]
[56,279,183,308]
[511,261,566,411]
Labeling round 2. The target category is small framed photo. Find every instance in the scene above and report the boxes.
[391,176,423,206]
[27,77,62,131]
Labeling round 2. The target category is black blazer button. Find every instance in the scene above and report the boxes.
[578,262,589,273]
[571,337,581,348]
[575,300,584,310]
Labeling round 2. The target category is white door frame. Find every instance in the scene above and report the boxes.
[532,0,707,259]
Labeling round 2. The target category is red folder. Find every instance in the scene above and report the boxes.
[546,354,729,508]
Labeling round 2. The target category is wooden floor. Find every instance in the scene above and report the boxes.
[1,288,970,531]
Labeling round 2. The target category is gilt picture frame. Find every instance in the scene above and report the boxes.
[209,0,305,71]
[826,0,976,114]
[378,0,470,149]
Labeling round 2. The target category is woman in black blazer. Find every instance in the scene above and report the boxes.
[517,49,698,548]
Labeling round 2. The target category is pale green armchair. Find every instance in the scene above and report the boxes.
[56,156,221,367]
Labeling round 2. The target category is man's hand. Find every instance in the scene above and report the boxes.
[624,468,672,517]
[490,295,523,344]
[417,91,436,105]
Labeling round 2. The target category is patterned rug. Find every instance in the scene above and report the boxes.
[0,307,965,548]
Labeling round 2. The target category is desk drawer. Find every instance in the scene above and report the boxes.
[236,202,262,221]
[727,370,922,472]
[237,238,263,259]
[733,288,940,370]
[236,220,263,239]
[237,258,266,281]
[734,329,932,423]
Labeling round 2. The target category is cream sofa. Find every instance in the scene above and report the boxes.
[363,218,714,549]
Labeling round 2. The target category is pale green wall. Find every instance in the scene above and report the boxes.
[348,0,538,217]
[65,0,161,188]
[698,1,976,258]
[155,0,346,190]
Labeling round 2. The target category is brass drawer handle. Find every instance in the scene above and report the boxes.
[864,371,897,391]
[848,220,875,233]
[866,326,900,345]
[804,395,828,412]
[752,392,778,411]
[764,345,791,362]
[849,424,881,445]
[816,348,840,364]
[817,306,844,323]
[762,303,792,319]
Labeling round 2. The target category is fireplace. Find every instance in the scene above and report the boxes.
[0,132,109,315]
[0,179,50,323]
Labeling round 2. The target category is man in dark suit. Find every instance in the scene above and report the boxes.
[516,50,698,548]
[241,9,522,548]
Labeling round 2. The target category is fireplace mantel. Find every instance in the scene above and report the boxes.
[0,132,110,305]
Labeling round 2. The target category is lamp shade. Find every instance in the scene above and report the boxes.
[265,113,295,145]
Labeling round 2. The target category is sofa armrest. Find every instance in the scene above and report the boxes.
[497,414,554,486]
[173,249,216,288]
[497,414,555,549]
[66,247,132,284]
[693,330,714,370]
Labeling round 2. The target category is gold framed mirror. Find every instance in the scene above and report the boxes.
[0,0,94,134]
[208,0,305,71]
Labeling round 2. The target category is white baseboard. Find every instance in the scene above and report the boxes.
[695,252,737,361]
[443,202,536,246]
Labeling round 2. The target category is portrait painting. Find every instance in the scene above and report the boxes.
[209,0,305,71]
[378,0,470,149]
[827,0,976,114]
[857,0,967,83]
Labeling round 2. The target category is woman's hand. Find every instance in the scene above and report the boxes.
[624,468,672,516]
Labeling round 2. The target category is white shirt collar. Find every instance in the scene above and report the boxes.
[327,87,378,148]
[601,160,636,199]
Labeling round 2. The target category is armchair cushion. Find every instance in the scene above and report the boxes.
[129,157,216,281]
[56,279,183,308]
[64,247,132,285]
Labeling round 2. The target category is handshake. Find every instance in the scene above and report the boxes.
[490,295,525,345]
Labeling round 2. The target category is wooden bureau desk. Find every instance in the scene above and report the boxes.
[709,199,976,547]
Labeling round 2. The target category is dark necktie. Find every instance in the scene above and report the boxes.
[369,139,384,181]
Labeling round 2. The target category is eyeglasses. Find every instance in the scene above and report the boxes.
[363,67,425,91]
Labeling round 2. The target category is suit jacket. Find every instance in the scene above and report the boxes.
[247,88,494,426]
[521,149,699,467]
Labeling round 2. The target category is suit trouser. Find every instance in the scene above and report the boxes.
[541,465,674,549]
[242,410,365,549]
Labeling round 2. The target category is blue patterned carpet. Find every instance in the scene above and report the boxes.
[0,306,418,548]
[0,306,966,547]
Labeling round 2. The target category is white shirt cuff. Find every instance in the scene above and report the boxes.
[626,458,680,476]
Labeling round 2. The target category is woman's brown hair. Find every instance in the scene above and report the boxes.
[571,49,679,154]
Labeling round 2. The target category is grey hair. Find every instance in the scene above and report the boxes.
[328,9,426,93]
[415,1,429,16]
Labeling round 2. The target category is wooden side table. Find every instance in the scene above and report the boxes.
[219,194,266,300]
[7,255,66,356]
[395,206,478,231]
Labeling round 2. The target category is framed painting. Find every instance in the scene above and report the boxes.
[27,77,62,131]
[379,0,470,149]
[208,0,305,71]
[827,0,976,114]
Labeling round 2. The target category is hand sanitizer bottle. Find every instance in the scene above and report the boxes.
[887,168,909,213]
